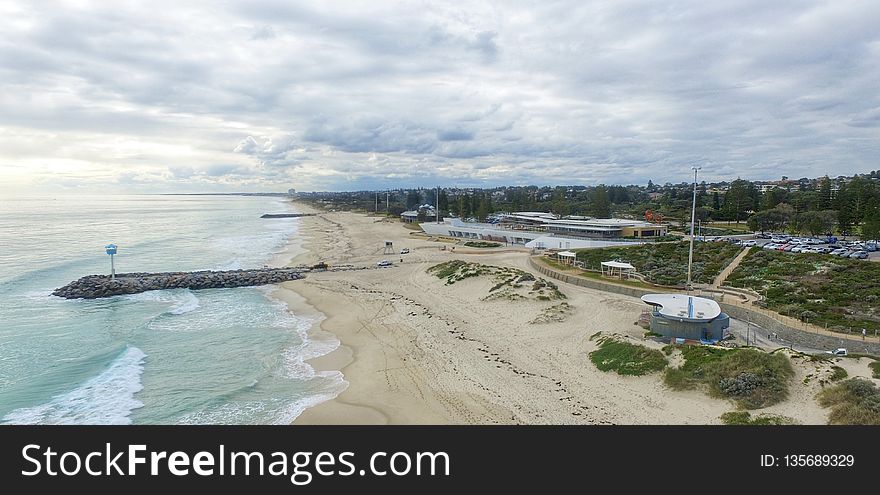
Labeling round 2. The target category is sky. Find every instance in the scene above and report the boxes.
[1,0,879,193]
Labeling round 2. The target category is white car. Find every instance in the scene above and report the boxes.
[825,348,847,357]
[400,248,410,254]
[377,260,393,267]
[742,240,757,247]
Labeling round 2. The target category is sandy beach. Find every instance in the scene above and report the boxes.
[272,203,876,425]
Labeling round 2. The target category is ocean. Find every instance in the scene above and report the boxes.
[0,194,344,424]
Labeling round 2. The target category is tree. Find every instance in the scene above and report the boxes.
[406,190,421,210]
[835,182,854,234]
[438,189,449,212]
[795,210,837,236]
[747,206,791,233]
[819,176,833,210]
[551,187,570,216]
[591,185,611,218]
[723,179,750,222]
[712,192,721,211]
[862,208,880,240]
[476,196,490,222]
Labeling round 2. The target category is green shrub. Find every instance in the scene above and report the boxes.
[830,366,848,381]
[664,346,794,409]
[574,241,742,286]
[589,338,668,376]
[464,241,501,248]
[818,378,880,425]
[720,411,795,425]
[870,361,880,379]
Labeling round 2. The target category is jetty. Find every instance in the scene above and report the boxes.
[53,268,308,299]
[260,213,316,218]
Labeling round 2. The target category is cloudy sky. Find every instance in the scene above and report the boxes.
[1,0,879,193]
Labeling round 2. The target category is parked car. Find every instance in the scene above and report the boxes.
[377,260,393,267]
[850,251,868,259]
[763,243,778,250]
[825,348,848,357]
[741,240,757,247]
[866,241,878,252]
[790,246,803,253]
[400,248,410,254]
[755,233,772,239]
[783,245,795,252]
[836,250,853,257]
[830,248,847,255]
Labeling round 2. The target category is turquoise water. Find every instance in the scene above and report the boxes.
[0,195,343,424]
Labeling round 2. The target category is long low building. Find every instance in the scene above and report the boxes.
[497,212,667,239]
[420,218,647,248]
[420,218,544,245]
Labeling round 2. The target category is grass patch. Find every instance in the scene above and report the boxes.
[720,411,796,425]
[725,248,880,333]
[663,346,794,409]
[427,261,564,300]
[870,361,880,379]
[817,378,880,425]
[589,336,668,376]
[463,241,501,248]
[830,366,848,382]
[573,241,742,286]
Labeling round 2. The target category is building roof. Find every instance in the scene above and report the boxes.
[557,251,577,257]
[601,261,635,270]
[640,294,722,322]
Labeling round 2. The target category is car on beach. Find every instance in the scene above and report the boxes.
[377,260,393,267]
[400,248,410,254]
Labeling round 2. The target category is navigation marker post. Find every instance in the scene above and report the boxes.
[105,244,118,280]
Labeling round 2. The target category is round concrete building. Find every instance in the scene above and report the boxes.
[640,294,730,343]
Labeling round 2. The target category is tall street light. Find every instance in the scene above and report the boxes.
[686,166,701,292]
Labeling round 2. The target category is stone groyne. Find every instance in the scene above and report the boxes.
[260,213,316,218]
[53,268,307,299]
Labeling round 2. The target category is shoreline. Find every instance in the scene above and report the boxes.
[268,202,390,424]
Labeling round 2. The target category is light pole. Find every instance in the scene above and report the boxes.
[105,244,118,280]
[686,166,701,293]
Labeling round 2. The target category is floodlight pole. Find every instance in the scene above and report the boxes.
[686,166,701,293]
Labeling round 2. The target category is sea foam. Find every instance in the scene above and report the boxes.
[1,347,147,425]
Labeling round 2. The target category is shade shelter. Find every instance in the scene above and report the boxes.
[600,260,635,279]
[556,250,577,265]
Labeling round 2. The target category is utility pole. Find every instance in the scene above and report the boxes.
[375,192,379,213]
[386,191,389,213]
[686,166,701,293]
[436,186,440,224]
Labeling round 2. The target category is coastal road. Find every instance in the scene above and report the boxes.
[727,318,824,354]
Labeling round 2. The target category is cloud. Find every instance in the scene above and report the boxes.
[1,0,879,193]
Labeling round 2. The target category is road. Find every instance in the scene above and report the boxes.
[726,318,824,354]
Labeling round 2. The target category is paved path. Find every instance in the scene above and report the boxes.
[712,246,751,288]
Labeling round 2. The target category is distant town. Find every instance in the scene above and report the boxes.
[294,170,880,240]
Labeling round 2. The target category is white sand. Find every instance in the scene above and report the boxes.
[273,205,865,424]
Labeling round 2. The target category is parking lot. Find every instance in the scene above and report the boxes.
[699,234,878,261]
